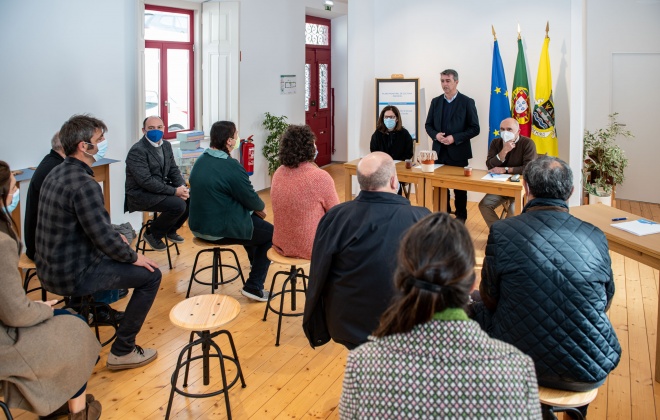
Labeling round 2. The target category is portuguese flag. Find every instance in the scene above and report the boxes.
[511,37,531,137]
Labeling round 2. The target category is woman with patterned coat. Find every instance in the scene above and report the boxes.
[339,213,541,419]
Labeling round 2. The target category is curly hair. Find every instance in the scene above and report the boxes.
[278,124,316,168]
[376,105,403,134]
[373,212,475,337]
[210,121,236,155]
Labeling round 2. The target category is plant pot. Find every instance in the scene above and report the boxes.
[589,191,612,206]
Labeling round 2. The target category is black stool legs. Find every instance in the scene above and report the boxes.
[165,329,246,420]
[263,265,308,346]
[135,213,180,269]
[186,247,245,298]
[63,296,118,347]
[0,400,12,420]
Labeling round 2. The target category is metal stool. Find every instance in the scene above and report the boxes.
[262,248,309,346]
[63,295,118,347]
[18,254,47,301]
[0,400,12,420]
[135,212,180,269]
[539,386,598,420]
[186,237,245,298]
[165,294,246,420]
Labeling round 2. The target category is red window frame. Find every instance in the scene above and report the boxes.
[145,5,195,140]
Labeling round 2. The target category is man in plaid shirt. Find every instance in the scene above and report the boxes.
[36,114,162,371]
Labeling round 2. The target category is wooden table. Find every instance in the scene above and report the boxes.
[11,158,119,239]
[343,159,427,207]
[424,165,526,214]
[571,204,660,382]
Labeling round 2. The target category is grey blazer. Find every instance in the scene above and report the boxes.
[124,136,186,212]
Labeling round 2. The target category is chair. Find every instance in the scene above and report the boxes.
[18,254,46,301]
[62,296,118,347]
[499,198,512,219]
[135,212,180,270]
[0,400,12,420]
[185,237,245,298]
[262,248,309,346]
[165,294,246,420]
[538,386,598,420]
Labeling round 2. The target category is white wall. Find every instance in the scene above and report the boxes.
[331,15,348,162]
[585,0,660,203]
[0,0,139,224]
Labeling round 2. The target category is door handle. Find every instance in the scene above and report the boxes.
[313,112,317,118]
[320,130,325,134]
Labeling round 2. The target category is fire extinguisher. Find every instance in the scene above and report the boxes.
[239,135,255,176]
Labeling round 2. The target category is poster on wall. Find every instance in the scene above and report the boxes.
[376,78,419,141]
[281,75,297,95]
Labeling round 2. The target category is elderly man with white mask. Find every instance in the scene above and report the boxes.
[479,117,538,227]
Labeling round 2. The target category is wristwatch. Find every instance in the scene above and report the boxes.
[505,167,509,174]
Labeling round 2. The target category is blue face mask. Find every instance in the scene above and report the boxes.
[84,139,108,161]
[4,188,19,213]
[146,129,164,143]
[384,118,396,130]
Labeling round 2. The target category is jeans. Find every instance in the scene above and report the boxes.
[478,194,514,227]
[74,256,162,356]
[210,214,273,293]
[146,196,189,240]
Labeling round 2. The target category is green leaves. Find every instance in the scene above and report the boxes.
[262,112,289,176]
[583,113,633,196]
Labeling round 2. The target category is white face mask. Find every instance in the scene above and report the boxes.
[501,131,516,142]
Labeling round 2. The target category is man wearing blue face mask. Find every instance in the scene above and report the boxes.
[124,116,189,251]
[36,114,162,370]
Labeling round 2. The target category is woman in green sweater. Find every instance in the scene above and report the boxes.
[188,121,273,302]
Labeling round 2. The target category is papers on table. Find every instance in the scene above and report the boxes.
[482,173,511,181]
[411,163,444,171]
[611,219,660,236]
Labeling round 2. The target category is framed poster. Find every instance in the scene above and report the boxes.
[376,78,419,141]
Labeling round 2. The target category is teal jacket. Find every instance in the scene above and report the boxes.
[189,149,264,240]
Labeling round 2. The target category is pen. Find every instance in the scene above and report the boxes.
[611,217,627,221]
[489,173,494,178]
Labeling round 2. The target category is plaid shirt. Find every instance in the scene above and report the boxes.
[35,157,137,295]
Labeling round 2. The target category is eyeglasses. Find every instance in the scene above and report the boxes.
[384,116,396,120]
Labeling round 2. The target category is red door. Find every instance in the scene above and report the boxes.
[305,17,332,166]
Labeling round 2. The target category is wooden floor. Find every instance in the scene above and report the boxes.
[12,163,660,419]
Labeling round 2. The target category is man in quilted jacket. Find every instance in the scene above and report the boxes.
[472,156,621,418]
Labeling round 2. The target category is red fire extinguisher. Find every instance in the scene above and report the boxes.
[239,135,255,176]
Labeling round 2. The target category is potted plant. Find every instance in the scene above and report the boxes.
[262,112,289,176]
[582,113,633,205]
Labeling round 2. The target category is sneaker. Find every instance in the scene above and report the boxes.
[143,233,167,252]
[166,232,185,244]
[68,396,102,420]
[107,345,158,371]
[241,288,271,302]
[118,288,129,300]
[39,394,95,419]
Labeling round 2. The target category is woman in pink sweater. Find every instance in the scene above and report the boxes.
[271,125,339,259]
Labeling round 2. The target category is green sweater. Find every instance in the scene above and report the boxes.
[189,149,265,240]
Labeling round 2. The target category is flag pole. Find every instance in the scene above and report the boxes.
[546,21,550,38]
[491,25,497,41]
[518,23,521,40]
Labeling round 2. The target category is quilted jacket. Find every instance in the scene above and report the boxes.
[475,197,621,388]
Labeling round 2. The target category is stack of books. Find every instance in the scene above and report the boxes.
[176,130,204,150]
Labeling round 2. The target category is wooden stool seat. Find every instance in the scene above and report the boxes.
[186,238,244,298]
[263,248,309,346]
[170,294,241,331]
[18,253,36,269]
[539,386,598,420]
[165,294,246,420]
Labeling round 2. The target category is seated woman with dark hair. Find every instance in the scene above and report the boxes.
[370,105,414,161]
[0,161,102,420]
[188,121,274,302]
[339,213,542,419]
[271,124,339,260]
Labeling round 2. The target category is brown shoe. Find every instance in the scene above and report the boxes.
[39,394,95,419]
[68,398,101,420]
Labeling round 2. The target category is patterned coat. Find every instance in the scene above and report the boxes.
[340,319,541,419]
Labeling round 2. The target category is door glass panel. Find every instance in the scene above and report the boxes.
[305,64,311,112]
[145,48,161,120]
[145,10,191,42]
[319,63,328,109]
[305,23,329,46]
[167,49,190,132]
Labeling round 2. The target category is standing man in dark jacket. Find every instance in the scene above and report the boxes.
[425,69,480,222]
[125,116,189,251]
[303,152,430,350]
[472,156,620,417]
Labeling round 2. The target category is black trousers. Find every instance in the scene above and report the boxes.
[146,196,189,239]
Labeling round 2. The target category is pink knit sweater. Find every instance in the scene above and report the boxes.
[271,162,339,259]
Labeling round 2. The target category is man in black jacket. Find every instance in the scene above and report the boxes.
[425,69,480,222]
[125,116,189,251]
[303,152,430,350]
[472,156,621,418]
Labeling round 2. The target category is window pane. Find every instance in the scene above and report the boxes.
[305,23,329,46]
[167,49,190,132]
[145,10,190,42]
[319,63,328,109]
[305,64,311,112]
[145,48,161,120]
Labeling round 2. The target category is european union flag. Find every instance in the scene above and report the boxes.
[488,39,511,148]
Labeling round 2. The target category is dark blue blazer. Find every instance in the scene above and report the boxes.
[425,92,480,164]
